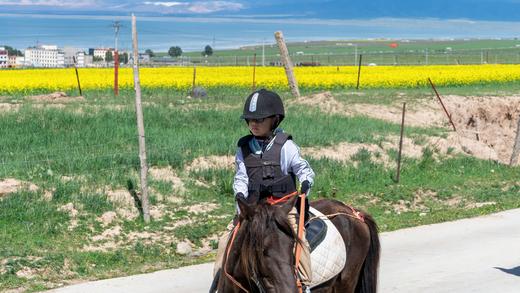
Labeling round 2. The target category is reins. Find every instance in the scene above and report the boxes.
[224,221,250,293]
[224,192,365,293]
[268,191,305,293]
[307,205,365,223]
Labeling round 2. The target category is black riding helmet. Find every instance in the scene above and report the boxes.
[241,89,285,124]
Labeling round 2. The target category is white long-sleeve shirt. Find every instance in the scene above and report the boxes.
[233,137,315,200]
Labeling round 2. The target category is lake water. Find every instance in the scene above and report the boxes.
[2,13,519,52]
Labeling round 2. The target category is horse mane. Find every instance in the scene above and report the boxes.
[236,200,297,280]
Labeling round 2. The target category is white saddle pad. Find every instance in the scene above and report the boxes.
[308,207,347,288]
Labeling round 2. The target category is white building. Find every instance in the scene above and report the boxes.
[8,55,17,67]
[15,56,25,67]
[63,47,92,67]
[91,48,114,61]
[24,45,65,68]
[0,47,7,68]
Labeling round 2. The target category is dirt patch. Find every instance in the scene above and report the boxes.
[106,189,135,207]
[185,155,235,172]
[149,166,186,193]
[379,135,424,159]
[105,189,140,220]
[290,91,346,114]
[25,92,85,103]
[116,207,140,221]
[392,189,439,214]
[292,91,447,128]
[81,241,118,252]
[97,211,118,226]
[0,103,21,113]
[15,267,39,279]
[187,203,219,214]
[91,226,122,242]
[426,133,498,161]
[149,204,166,220]
[303,142,393,167]
[295,92,520,164]
[58,203,80,231]
[437,95,520,164]
[163,218,194,230]
[389,189,497,214]
[193,235,219,256]
[0,178,38,197]
[352,103,446,128]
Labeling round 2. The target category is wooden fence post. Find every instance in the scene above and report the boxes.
[510,115,520,166]
[274,31,300,97]
[72,56,82,96]
[191,65,197,96]
[356,54,363,90]
[131,14,151,223]
[395,102,406,183]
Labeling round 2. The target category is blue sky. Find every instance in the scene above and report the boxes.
[2,0,520,51]
[1,0,520,21]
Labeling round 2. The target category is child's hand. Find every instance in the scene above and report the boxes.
[301,180,310,194]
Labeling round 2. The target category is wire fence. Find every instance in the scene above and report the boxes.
[148,47,520,67]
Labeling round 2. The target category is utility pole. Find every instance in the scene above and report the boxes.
[113,21,121,96]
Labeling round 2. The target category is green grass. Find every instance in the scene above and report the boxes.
[154,39,520,65]
[1,85,519,291]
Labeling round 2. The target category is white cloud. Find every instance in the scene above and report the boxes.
[142,1,243,13]
[143,1,186,7]
[0,0,94,7]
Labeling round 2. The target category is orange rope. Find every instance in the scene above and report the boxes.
[224,222,250,293]
[294,192,306,293]
[266,191,298,205]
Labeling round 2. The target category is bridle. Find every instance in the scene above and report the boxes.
[223,191,302,293]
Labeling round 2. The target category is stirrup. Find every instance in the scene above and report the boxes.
[303,284,311,293]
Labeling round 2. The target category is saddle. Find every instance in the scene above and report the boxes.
[305,207,347,288]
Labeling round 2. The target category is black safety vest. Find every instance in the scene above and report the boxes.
[238,133,297,199]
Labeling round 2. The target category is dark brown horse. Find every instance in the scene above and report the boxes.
[215,194,380,293]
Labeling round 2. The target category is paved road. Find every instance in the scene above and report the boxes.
[48,208,520,293]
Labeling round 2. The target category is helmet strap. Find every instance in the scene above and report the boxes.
[271,115,280,130]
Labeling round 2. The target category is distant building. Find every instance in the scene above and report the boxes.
[128,53,151,64]
[15,56,25,67]
[139,53,151,63]
[62,47,92,67]
[0,47,7,68]
[83,55,93,67]
[92,48,114,61]
[8,55,17,67]
[24,45,65,68]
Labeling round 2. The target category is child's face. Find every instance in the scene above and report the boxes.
[247,116,274,137]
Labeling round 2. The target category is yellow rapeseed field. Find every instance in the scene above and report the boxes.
[2,65,520,93]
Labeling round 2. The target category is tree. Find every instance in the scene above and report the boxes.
[203,45,213,56]
[145,49,155,57]
[93,56,104,62]
[105,51,113,62]
[120,52,129,64]
[168,46,183,57]
[2,45,23,56]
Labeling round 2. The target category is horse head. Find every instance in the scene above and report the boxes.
[221,194,300,292]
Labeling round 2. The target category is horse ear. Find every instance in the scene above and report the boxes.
[237,195,255,219]
[278,194,299,215]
